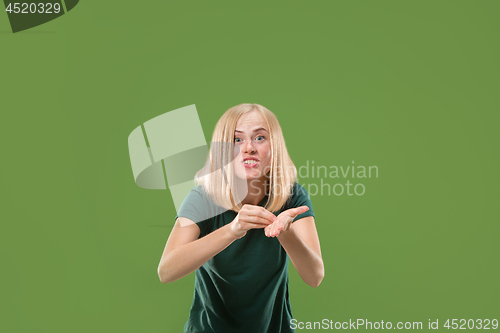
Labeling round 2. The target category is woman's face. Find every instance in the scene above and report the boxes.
[233,111,272,182]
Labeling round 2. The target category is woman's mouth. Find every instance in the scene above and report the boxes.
[243,159,259,168]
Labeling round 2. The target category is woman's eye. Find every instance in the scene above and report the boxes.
[234,137,242,143]
[255,135,265,141]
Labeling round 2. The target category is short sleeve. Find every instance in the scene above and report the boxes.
[288,183,315,222]
[175,186,212,235]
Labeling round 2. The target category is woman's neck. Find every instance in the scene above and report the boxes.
[241,179,268,206]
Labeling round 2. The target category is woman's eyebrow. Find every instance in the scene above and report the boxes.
[234,127,268,133]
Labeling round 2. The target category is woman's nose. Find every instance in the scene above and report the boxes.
[243,140,256,153]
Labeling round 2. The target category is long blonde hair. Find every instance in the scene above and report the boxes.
[195,103,297,213]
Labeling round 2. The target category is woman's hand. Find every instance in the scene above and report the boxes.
[230,204,277,239]
[265,206,309,237]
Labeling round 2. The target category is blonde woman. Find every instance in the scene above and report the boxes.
[158,104,324,333]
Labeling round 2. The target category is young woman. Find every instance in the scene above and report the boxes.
[157,103,324,333]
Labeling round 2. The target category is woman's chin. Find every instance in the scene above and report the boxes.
[234,169,268,181]
[246,173,267,182]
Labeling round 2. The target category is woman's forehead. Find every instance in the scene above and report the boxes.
[235,111,268,132]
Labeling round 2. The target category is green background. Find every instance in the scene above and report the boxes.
[1,1,499,332]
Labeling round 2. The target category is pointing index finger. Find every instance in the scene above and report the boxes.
[287,206,309,217]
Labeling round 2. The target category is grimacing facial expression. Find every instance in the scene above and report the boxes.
[233,111,272,181]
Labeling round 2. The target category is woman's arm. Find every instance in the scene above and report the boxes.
[157,218,236,283]
[275,216,324,287]
[158,205,276,283]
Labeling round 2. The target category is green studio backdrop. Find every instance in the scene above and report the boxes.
[1,1,499,332]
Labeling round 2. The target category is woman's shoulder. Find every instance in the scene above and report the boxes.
[177,185,211,222]
[290,182,310,200]
[188,184,205,196]
[179,185,203,204]
[177,184,228,224]
[285,182,315,221]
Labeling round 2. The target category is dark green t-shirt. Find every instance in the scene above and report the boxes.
[175,182,315,333]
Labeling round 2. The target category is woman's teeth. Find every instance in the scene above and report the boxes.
[244,160,258,164]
